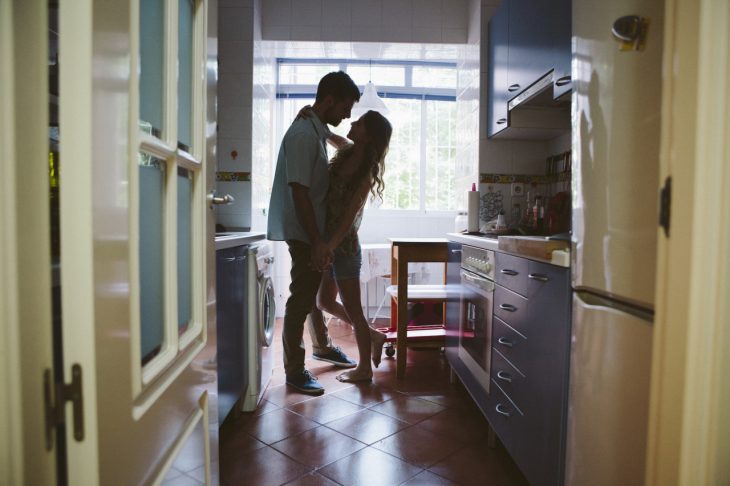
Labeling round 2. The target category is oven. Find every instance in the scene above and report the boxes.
[458,245,495,392]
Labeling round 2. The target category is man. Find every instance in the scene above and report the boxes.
[267,71,361,395]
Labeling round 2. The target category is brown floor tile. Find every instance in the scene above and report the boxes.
[271,425,366,468]
[418,406,490,445]
[241,408,319,444]
[324,408,409,445]
[220,446,311,486]
[263,383,320,408]
[318,447,423,486]
[219,429,266,465]
[368,394,447,424]
[401,470,459,485]
[286,393,365,424]
[331,381,400,407]
[371,425,464,469]
[428,440,528,486]
[283,471,341,486]
[249,398,281,417]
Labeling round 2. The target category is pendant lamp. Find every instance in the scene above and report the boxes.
[352,60,389,117]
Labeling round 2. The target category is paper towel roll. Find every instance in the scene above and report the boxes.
[467,190,480,232]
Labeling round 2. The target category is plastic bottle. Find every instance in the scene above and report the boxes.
[454,211,468,232]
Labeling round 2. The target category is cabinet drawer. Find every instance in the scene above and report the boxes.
[494,285,528,333]
[486,380,528,473]
[492,316,529,372]
[495,253,528,296]
[491,348,529,412]
[527,259,569,299]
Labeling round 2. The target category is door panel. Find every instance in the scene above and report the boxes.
[1,1,56,484]
[59,0,215,483]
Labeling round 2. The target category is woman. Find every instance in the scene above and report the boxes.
[301,107,392,383]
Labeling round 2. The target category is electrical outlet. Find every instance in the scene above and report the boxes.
[511,183,524,196]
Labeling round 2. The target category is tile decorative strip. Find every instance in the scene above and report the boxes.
[216,171,251,182]
[480,172,571,185]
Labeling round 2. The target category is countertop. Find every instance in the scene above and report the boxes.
[214,231,266,250]
[446,232,570,268]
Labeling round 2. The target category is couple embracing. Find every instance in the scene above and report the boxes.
[267,71,393,395]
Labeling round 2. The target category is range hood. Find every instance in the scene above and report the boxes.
[493,71,571,140]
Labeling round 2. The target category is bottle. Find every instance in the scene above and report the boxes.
[467,183,480,233]
[510,203,521,227]
[533,195,544,232]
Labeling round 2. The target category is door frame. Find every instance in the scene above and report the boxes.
[0,0,56,484]
[647,0,730,483]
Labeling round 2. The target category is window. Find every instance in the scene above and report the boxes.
[276,60,458,212]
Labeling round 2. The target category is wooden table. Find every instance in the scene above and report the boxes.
[388,237,449,379]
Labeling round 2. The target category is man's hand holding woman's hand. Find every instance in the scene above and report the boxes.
[311,240,334,272]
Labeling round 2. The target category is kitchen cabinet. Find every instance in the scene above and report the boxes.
[216,245,248,424]
[487,1,509,137]
[486,0,572,138]
[487,254,571,486]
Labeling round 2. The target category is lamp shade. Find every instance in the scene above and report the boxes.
[351,81,389,118]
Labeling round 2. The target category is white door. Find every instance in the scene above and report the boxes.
[1,1,57,484]
[58,0,217,483]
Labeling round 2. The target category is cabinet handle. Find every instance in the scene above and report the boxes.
[500,269,518,276]
[223,257,236,262]
[528,273,549,282]
[508,84,521,92]
[497,337,514,347]
[499,303,517,312]
[236,256,246,262]
[496,404,512,417]
[555,75,571,86]
[496,118,507,125]
[497,370,513,383]
[451,249,462,254]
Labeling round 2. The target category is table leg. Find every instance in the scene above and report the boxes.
[396,256,408,379]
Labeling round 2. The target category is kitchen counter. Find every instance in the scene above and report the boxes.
[214,231,265,250]
[446,232,570,268]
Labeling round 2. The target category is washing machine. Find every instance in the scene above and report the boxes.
[241,242,275,411]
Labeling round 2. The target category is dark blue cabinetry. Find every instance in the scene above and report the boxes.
[487,2,509,137]
[216,245,248,425]
[487,254,571,486]
[487,0,572,138]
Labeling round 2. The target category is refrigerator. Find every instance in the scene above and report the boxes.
[567,0,664,484]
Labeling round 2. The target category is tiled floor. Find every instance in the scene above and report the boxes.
[218,318,528,486]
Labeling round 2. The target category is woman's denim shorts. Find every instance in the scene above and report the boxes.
[330,245,362,281]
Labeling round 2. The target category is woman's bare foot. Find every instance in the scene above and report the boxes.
[336,369,373,383]
[370,330,387,368]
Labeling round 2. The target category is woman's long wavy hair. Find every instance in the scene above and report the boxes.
[329,110,392,201]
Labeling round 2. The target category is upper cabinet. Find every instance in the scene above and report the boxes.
[487,0,572,138]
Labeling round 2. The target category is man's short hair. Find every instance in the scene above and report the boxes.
[315,71,361,104]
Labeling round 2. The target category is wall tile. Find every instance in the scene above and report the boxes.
[217,138,253,172]
[442,28,467,43]
[290,26,325,41]
[351,0,383,27]
[218,73,252,107]
[322,0,352,26]
[262,25,290,40]
[412,26,442,43]
[442,0,467,28]
[412,0,441,27]
[219,41,254,74]
[218,108,252,140]
[291,0,323,26]
[351,25,385,43]
[480,139,512,173]
[220,0,253,7]
[382,0,412,28]
[263,0,292,26]
[380,26,413,43]
[219,7,254,41]
[320,25,354,42]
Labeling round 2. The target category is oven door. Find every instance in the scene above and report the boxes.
[458,268,495,392]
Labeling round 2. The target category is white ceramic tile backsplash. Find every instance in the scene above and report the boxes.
[291,0,323,26]
[219,7,254,41]
[219,41,254,74]
[322,0,352,26]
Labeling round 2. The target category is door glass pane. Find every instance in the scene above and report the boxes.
[412,66,457,89]
[139,153,166,364]
[177,167,193,333]
[380,99,420,209]
[139,0,164,137]
[425,100,458,210]
[178,0,194,150]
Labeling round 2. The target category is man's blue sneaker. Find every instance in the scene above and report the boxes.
[286,370,325,395]
[312,346,357,368]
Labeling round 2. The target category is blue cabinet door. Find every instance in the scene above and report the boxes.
[444,241,462,366]
[551,0,572,99]
[487,1,509,137]
[507,0,553,96]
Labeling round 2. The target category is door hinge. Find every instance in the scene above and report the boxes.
[44,364,84,450]
[659,176,671,237]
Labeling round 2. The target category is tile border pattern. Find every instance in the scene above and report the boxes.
[216,171,251,181]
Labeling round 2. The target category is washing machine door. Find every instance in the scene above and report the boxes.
[259,276,275,347]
